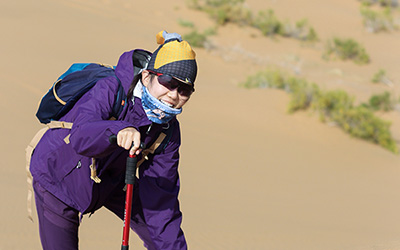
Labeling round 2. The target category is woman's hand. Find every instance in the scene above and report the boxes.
[117,127,141,155]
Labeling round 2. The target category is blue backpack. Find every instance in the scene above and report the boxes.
[36,63,126,124]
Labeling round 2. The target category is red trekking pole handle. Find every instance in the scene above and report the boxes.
[109,135,143,250]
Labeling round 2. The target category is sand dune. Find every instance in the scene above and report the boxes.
[1,0,400,249]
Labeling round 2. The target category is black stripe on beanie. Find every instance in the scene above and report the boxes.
[154,60,197,85]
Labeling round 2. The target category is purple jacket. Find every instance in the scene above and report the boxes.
[30,50,186,249]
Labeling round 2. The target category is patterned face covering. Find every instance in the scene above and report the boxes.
[141,84,182,124]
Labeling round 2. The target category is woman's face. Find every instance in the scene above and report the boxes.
[141,70,191,109]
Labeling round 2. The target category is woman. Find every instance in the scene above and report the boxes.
[30,31,197,250]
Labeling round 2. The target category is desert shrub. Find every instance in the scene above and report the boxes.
[240,70,318,111]
[359,0,375,6]
[305,28,319,43]
[372,69,386,83]
[211,3,252,25]
[187,1,319,42]
[367,91,394,111]
[240,69,398,153]
[313,90,355,122]
[371,68,394,86]
[339,106,397,153]
[186,0,253,25]
[183,30,208,48]
[178,19,195,28]
[179,19,216,48]
[252,9,282,36]
[239,69,286,89]
[251,11,319,42]
[182,28,216,48]
[359,0,398,7]
[360,7,396,32]
[286,78,320,112]
[324,38,370,64]
[379,0,399,7]
[317,91,397,153]
[280,19,319,42]
[186,0,201,9]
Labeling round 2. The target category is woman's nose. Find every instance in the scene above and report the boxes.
[168,88,179,99]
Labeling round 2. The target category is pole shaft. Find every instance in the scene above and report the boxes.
[121,183,133,247]
[121,154,137,249]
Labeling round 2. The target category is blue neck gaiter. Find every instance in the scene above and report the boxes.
[141,85,182,124]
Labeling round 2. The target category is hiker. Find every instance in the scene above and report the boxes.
[29,31,197,250]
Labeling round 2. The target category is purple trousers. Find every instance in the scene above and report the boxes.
[33,180,156,250]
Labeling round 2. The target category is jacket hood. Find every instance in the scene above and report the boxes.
[114,49,152,94]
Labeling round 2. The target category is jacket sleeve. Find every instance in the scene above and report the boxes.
[68,76,135,158]
[138,122,187,249]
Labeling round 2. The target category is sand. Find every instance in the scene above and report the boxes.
[1,0,400,249]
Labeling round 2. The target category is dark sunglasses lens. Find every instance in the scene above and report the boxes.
[157,75,193,96]
[157,75,178,89]
[178,85,194,96]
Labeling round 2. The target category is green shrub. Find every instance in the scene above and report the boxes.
[359,0,398,7]
[186,0,201,9]
[359,0,375,6]
[339,106,397,153]
[187,0,252,25]
[178,19,195,28]
[251,12,319,42]
[240,69,398,153]
[187,1,318,42]
[367,91,394,111]
[239,69,286,89]
[179,19,217,48]
[371,69,394,86]
[324,38,370,64]
[306,28,319,43]
[360,7,396,32]
[318,92,397,153]
[280,19,319,42]
[183,30,208,48]
[372,69,386,83]
[252,9,282,36]
[379,0,399,7]
[212,4,252,25]
[286,78,320,112]
[182,28,216,48]
[313,90,355,122]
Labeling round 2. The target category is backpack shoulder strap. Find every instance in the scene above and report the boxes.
[25,121,74,221]
[136,123,175,167]
[154,123,174,155]
[25,126,50,221]
[137,132,167,167]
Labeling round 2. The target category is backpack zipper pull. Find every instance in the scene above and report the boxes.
[146,123,153,135]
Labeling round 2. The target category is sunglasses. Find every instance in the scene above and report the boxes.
[148,70,194,97]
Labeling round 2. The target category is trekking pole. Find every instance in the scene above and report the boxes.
[109,135,144,250]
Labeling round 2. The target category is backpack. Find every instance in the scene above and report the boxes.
[36,48,153,124]
[25,62,126,220]
[36,63,126,124]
